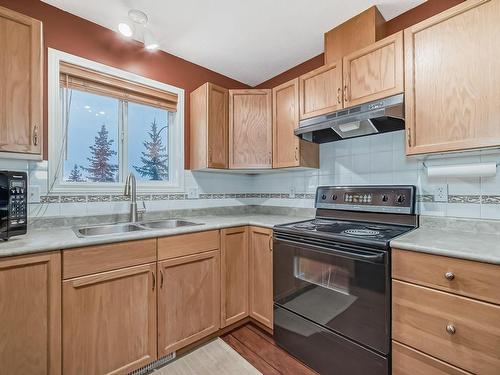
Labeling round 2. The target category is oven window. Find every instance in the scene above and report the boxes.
[293,256,351,295]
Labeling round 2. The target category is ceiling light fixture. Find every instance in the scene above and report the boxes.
[117,9,159,51]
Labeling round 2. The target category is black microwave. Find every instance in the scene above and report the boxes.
[0,171,27,240]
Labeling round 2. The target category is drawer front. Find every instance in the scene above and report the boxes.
[158,230,219,260]
[63,239,157,279]
[393,249,500,305]
[392,280,500,374]
[392,341,471,375]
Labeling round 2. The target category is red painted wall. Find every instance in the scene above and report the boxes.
[255,0,465,89]
[0,0,249,168]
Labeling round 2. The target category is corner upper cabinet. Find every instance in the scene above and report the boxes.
[272,78,319,168]
[405,0,500,155]
[0,252,61,375]
[299,61,343,120]
[190,83,229,169]
[343,31,404,108]
[0,6,42,157]
[229,89,272,169]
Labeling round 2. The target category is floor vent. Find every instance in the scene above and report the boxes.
[128,352,176,375]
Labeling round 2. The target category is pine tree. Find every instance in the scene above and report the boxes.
[67,164,84,182]
[134,119,168,181]
[82,124,118,182]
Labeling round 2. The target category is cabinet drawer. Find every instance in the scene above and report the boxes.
[393,249,500,305]
[158,230,219,260]
[392,280,500,375]
[63,239,156,279]
[392,341,471,375]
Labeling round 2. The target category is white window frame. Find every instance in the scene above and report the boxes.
[47,48,184,193]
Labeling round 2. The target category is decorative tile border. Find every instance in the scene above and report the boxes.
[35,193,500,205]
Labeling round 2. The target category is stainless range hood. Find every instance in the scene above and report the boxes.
[295,94,404,144]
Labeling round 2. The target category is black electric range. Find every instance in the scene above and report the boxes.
[272,185,418,375]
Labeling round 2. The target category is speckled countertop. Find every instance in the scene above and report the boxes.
[391,216,500,265]
[0,213,311,258]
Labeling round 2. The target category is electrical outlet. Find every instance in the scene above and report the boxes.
[187,187,199,199]
[430,184,448,202]
[289,186,296,199]
[29,185,40,203]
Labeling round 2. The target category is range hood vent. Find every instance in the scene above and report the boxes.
[295,94,404,144]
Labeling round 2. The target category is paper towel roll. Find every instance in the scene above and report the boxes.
[426,162,497,178]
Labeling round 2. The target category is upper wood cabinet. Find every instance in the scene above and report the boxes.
[190,83,229,169]
[0,6,42,157]
[158,250,220,355]
[405,0,500,155]
[229,89,272,169]
[299,61,343,120]
[272,78,319,168]
[0,252,61,375]
[343,31,404,107]
[63,263,157,375]
[324,6,386,65]
[221,227,249,327]
[249,226,274,329]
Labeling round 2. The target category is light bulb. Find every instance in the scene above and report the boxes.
[118,22,133,37]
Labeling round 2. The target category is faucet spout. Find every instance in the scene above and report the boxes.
[124,173,139,222]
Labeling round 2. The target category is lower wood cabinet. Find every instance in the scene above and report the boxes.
[158,250,221,355]
[62,263,157,375]
[0,252,61,375]
[221,227,249,327]
[248,226,274,329]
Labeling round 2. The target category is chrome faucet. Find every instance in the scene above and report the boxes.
[124,173,145,222]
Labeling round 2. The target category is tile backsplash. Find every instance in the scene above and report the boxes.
[2,130,500,220]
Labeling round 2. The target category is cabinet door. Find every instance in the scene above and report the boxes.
[158,250,220,355]
[299,61,343,120]
[249,226,273,329]
[343,31,403,108]
[405,0,500,155]
[229,89,272,169]
[221,227,249,327]
[207,83,229,168]
[63,263,157,375]
[273,78,319,168]
[0,252,61,375]
[0,6,42,155]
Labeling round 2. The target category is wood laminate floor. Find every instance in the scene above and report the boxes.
[222,324,318,375]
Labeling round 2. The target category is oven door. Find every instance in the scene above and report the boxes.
[273,231,390,354]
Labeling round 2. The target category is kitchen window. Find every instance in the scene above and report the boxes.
[48,49,184,193]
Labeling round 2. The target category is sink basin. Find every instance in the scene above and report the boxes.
[74,223,144,238]
[136,219,201,230]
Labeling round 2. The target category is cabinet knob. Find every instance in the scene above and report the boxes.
[343,85,348,102]
[444,272,455,281]
[294,147,299,161]
[268,236,273,251]
[33,124,39,146]
[337,88,341,104]
[446,324,456,335]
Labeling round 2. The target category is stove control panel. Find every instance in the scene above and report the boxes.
[316,185,416,214]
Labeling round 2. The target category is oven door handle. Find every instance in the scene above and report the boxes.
[274,237,386,264]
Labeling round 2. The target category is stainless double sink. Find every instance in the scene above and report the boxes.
[74,219,201,238]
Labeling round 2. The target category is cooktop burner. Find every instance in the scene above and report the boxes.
[342,229,380,237]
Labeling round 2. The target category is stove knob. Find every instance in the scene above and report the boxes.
[331,194,338,201]
[321,194,327,200]
[396,195,406,204]
[382,194,389,202]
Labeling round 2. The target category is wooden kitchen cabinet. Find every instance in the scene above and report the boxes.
[248,226,273,329]
[221,227,249,327]
[342,31,403,108]
[190,82,229,170]
[299,61,343,120]
[158,250,221,355]
[63,263,157,375]
[0,252,61,375]
[229,89,272,169]
[405,0,500,155]
[272,78,319,168]
[0,6,43,157]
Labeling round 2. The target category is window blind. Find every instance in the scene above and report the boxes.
[59,62,178,111]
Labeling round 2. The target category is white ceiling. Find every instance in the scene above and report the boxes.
[43,0,425,86]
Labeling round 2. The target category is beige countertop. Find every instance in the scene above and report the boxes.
[0,214,310,258]
[391,216,500,265]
